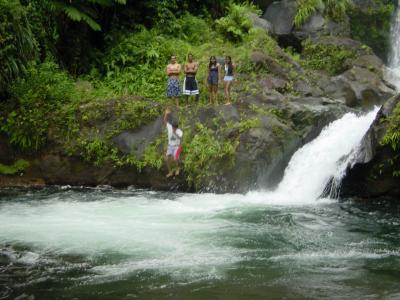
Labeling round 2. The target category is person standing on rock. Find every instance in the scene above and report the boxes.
[183,53,199,103]
[207,56,220,105]
[164,108,183,178]
[166,55,182,107]
[223,56,235,104]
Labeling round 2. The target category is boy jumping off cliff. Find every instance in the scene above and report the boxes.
[164,108,183,178]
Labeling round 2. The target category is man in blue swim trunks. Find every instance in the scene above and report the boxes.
[166,55,182,106]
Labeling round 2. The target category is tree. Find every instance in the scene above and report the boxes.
[50,0,126,31]
[0,0,37,96]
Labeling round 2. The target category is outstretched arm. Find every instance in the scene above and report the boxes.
[164,108,171,125]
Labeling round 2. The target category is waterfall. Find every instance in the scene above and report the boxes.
[387,0,400,89]
[255,107,380,204]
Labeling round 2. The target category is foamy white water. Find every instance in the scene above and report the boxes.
[259,107,380,204]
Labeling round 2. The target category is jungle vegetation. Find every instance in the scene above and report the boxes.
[0,0,399,183]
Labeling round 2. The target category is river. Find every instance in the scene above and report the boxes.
[1,108,400,299]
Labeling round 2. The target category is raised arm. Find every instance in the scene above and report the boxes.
[164,108,171,125]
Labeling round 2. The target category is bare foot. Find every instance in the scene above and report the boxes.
[166,172,174,178]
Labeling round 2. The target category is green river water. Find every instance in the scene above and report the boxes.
[0,187,399,300]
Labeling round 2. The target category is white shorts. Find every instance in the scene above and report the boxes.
[166,145,178,156]
[224,76,234,81]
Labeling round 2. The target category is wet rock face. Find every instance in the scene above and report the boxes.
[113,117,164,157]
[340,95,400,201]
[248,13,273,34]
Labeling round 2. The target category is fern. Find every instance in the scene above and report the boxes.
[294,0,352,27]
[51,0,126,31]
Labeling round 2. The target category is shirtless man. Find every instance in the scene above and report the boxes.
[166,55,182,106]
[183,53,199,102]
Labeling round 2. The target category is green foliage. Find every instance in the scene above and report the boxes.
[380,102,400,177]
[50,0,126,31]
[215,2,261,42]
[0,0,37,95]
[0,159,30,175]
[77,137,112,166]
[381,102,400,152]
[75,134,164,170]
[112,99,162,133]
[24,1,59,60]
[162,13,211,44]
[101,27,193,100]
[141,138,164,170]
[183,123,238,188]
[349,1,394,60]
[1,61,77,150]
[234,118,262,133]
[301,39,357,75]
[294,0,352,27]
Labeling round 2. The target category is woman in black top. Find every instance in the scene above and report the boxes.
[223,56,234,104]
[207,56,220,105]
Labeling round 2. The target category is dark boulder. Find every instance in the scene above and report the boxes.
[340,94,400,200]
[248,12,273,34]
[263,0,350,42]
[262,0,296,35]
[254,0,275,11]
[113,117,164,157]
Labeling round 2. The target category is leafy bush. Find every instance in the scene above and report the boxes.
[349,0,395,60]
[183,123,238,188]
[0,159,30,175]
[0,0,37,95]
[170,13,211,44]
[294,0,352,27]
[215,2,261,42]
[1,61,77,150]
[301,39,357,75]
[100,26,195,101]
[381,102,400,152]
[112,99,162,133]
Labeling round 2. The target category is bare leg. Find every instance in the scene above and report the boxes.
[224,81,230,104]
[175,160,180,175]
[166,155,173,177]
[213,85,218,105]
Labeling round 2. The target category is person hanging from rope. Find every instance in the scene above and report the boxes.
[163,108,183,178]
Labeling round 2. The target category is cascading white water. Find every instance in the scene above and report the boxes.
[251,107,380,204]
[386,0,400,89]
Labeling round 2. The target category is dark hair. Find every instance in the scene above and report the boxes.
[171,119,179,128]
[209,56,216,70]
[225,56,233,75]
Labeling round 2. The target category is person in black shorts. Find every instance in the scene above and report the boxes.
[183,53,199,102]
